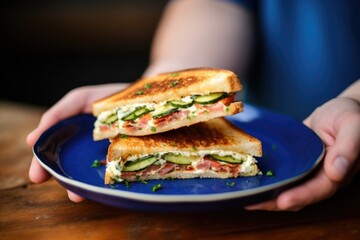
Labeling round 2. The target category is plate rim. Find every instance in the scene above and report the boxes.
[34,150,324,203]
[33,105,325,204]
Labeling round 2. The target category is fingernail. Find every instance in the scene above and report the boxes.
[333,156,349,178]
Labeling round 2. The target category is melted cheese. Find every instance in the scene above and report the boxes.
[95,94,218,129]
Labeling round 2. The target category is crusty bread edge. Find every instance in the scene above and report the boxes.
[92,67,242,116]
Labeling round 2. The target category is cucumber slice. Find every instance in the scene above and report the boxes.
[122,156,158,172]
[121,106,151,121]
[152,104,178,119]
[163,154,198,165]
[121,112,136,121]
[169,100,193,108]
[102,113,118,124]
[210,154,244,164]
[193,93,227,104]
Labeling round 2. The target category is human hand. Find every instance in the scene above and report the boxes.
[26,83,129,202]
[245,96,360,211]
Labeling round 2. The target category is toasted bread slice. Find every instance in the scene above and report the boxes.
[92,67,243,140]
[92,67,242,116]
[108,117,262,159]
[105,118,262,183]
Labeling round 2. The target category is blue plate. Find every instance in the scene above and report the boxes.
[33,104,324,211]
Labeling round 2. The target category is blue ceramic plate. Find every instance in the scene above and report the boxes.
[33,104,324,211]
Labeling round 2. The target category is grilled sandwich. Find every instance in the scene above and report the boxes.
[92,68,243,140]
[105,117,262,184]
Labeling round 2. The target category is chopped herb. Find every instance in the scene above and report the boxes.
[144,83,151,89]
[170,72,179,77]
[151,126,157,132]
[109,184,116,189]
[124,181,131,188]
[225,107,229,112]
[141,180,148,184]
[152,183,162,192]
[170,80,179,87]
[226,182,236,187]
[115,162,121,172]
[120,134,128,139]
[186,115,196,120]
[192,146,198,151]
[90,159,101,168]
[136,91,144,95]
[266,170,274,177]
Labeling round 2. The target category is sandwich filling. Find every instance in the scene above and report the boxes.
[94,92,236,136]
[106,150,260,183]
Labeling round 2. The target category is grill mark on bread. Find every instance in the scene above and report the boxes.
[108,118,261,160]
[127,122,234,148]
[92,67,242,116]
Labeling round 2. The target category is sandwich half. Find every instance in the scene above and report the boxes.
[92,67,243,140]
[105,117,262,184]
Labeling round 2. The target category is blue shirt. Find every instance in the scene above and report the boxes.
[231,0,360,120]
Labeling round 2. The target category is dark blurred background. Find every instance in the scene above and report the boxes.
[1,0,168,107]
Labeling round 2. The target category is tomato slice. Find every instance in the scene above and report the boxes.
[218,95,235,106]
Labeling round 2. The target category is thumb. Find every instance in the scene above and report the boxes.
[324,114,360,183]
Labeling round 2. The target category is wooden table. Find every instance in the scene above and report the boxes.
[1,100,359,239]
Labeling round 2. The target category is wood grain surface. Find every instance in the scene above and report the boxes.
[0,100,359,240]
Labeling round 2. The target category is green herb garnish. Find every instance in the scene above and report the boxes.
[152,183,162,192]
[170,80,179,87]
[170,72,179,77]
[136,91,144,95]
[226,182,236,187]
[151,126,157,132]
[192,146,198,151]
[124,181,131,188]
[145,83,151,89]
[90,160,101,168]
[266,170,274,177]
[121,134,128,139]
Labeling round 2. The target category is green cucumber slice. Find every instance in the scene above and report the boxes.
[163,154,198,165]
[102,113,118,124]
[169,100,193,108]
[193,93,227,104]
[152,104,178,119]
[121,106,151,121]
[122,156,158,172]
[210,154,244,164]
